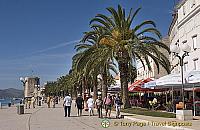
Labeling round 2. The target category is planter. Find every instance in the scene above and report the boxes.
[176,110,193,120]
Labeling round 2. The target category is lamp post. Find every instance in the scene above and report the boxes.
[20,77,27,105]
[20,77,27,87]
[170,44,191,109]
[20,77,27,97]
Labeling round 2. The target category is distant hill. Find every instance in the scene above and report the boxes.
[0,88,23,98]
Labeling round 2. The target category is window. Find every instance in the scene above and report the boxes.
[184,62,188,72]
[175,40,179,46]
[191,0,196,8]
[182,40,187,44]
[183,6,186,15]
[192,35,197,49]
[193,59,198,70]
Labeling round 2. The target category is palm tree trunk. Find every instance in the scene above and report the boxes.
[93,76,98,101]
[74,84,77,98]
[102,72,107,100]
[82,77,86,101]
[118,51,131,109]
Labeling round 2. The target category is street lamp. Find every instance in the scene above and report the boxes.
[20,77,27,105]
[170,43,191,109]
[34,77,40,106]
[20,77,27,86]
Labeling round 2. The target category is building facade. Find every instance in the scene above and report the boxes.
[24,77,40,98]
[169,0,200,74]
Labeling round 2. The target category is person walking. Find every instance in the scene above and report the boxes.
[114,94,122,118]
[28,98,31,109]
[95,95,103,118]
[52,96,56,108]
[31,97,36,108]
[103,94,113,118]
[87,95,94,116]
[63,93,72,117]
[47,96,51,108]
[75,94,84,116]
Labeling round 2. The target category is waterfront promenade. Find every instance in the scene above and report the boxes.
[0,100,199,130]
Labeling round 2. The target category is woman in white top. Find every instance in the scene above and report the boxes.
[87,96,94,116]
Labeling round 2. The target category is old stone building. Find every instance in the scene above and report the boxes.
[24,77,40,98]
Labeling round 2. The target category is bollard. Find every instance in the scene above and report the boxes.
[17,105,24,115]
[8,103,11,107]
[38,100,41,106]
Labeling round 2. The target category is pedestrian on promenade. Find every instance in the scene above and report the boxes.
[25,98,28,109]
[87,95,94,116]
[103,94,113,118]
[63,93,72,117]
[28,98,31,109]
[114,93,122,119]
[95,95,103,118]
[52,96,56,108]
[75,94,84,116]
[32,97,36,108]
[47,96,51,108]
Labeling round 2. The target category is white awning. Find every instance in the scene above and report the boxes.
[186,70,200,84]
[156,73,183,86]
[144,80,156,88]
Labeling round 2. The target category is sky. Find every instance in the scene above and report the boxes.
[0,0,174,90]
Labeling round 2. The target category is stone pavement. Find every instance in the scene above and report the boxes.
[0,104,42,130]
[0,101,199,130]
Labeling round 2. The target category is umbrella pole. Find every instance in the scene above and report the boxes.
[172,86,174,102]
[166,91,168,104]
[172,86,174,112]
[193,84,195,116]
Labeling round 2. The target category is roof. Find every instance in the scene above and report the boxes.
[176,0,187,9]
[168,11,178,36]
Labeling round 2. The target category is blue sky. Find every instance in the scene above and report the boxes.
[0,0,174,89]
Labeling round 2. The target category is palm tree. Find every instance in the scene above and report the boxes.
[74,27,118,100]
[89,5,170,108]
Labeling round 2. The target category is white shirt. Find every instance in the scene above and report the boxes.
[64,96,72,106]
[87,98,94,108]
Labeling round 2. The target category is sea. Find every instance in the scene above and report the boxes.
[0,98,22,106]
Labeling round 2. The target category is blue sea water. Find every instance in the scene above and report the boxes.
[0,98,21,106]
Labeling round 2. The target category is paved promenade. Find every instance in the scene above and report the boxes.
[0,100,199,130]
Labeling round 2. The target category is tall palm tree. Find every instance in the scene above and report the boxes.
[90,5,170,108]
[74,27,118,100]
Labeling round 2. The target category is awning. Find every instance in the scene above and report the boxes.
[156,73,183,86]
[144,80,156,88]
[128,78,153,92]
[184,88,200,92]
[128,80,143,91]
[129,86,150,92]
[186,70,200,84]
[143,78,153,83]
